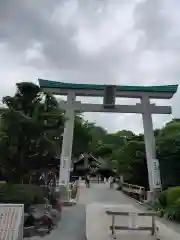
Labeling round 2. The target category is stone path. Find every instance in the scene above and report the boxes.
[29,182,180,240]
[85,183,180,240]
[29,205,85,240]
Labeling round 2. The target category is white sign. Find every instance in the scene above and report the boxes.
[129,212,138,229]
[60,156,71,185]
[152,159,161,189]
[63,157,69,168]
[0,204,24,240]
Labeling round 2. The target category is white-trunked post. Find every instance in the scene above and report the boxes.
[59,91,76,186]
[141,95,156,193]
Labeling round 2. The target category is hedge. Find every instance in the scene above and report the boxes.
[154,186,180,222]
[0,184,46,207]
[166,187,180,206]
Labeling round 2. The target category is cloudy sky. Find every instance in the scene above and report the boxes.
[0,0,180,133]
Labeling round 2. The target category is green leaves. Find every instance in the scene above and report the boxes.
[156,121,180,188]
[154,187,180,222]
[72,118,92,157]
[0,82,65,182]
[1,80,180,189]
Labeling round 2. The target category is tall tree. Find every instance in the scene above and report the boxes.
[0,82,64,182]
[156,119,180,188]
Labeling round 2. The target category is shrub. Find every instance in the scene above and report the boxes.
[25,184,46,204]
[153,187,180,222]
[0,184,46,206]
[165,199,180,221]
[166,186,180,206]
[158,190,167,208]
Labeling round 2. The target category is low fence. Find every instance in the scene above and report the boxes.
[121,182,146,202]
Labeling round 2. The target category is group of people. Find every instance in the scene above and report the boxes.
[84,175,116,188]
[25,192,61,234]
[39,171,57,187]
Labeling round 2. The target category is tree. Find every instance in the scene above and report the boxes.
[157,133,180,188]
[157,119,180,138]
[72,118,92,157]
[156,120,180,188]
[0,82,65,182]
[0,82,95,181]
[2,81,180,190]
[112,138,148,187]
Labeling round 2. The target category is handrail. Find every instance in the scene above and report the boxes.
[122,182,146,202]
[123,182,144,189]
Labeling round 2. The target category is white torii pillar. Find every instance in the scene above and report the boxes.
[59,91,75,186]
[141,95,160,192]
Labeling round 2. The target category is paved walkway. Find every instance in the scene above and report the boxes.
[85,183,180,240]
[30,182,180,240]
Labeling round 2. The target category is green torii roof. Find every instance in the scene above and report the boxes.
[38,79,178,94]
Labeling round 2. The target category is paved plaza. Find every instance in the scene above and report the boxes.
[30,182,180,240]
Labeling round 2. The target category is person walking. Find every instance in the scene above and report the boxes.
[109,176,113,189]
[85,175,90,188]
[39,172,46,186]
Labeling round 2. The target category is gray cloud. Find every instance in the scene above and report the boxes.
[0,0,180,133]
[0,0,138,83]
[134,0,170,49]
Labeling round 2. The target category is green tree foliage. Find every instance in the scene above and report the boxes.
[0,82,93,182]
[89,120,180,189]
[157,119,180,188]
[73,118,92,157]
[0,82,65,182]
[1,81,180,190]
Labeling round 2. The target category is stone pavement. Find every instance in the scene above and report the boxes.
[28,182,180,240]
[28,204,85,240]
[85,183,180,240]
[86,202,180,240]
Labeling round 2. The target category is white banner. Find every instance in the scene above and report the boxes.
[0,204,24,240]
[152,159,161,189]
[60,156,70,185]
[63,157,69,168]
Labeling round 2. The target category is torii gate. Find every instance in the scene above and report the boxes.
[38,79,178,192]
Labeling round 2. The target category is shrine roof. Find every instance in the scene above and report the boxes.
[38,79,178,99]
[74,154,100,164]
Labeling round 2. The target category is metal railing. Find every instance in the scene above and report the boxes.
[122,182,146,202]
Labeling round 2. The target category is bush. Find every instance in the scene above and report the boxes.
[0,184,46,206]
[158,190,167,208]
[153,186,180,222]
[166,186,180,206]
[165,199,180,221]
[25,184,46,204]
